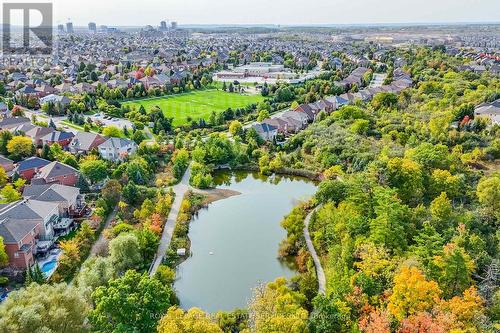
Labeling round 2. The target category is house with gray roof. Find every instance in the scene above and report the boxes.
[69,131,107,154]
[32,161,80,187]
[251,123,278,141]
[475,99,500,126]
[98,137,138,162]
[23,183,85,218]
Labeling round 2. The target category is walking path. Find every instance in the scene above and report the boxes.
[90,206,118,256]
[149,165,191,276]
[303,206,326,295]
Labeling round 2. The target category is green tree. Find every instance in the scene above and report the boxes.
[80,159,108,184]
[90,270,172,333]
[109,233,142,273]
[476,174,500,219]
[76,256,114,300]
[0,283,89,333]
[102,126,123,137]
[0,236,8,267]
[248,278,309,333]
[257,109,270,122]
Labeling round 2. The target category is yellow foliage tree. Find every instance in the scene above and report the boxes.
[388,266,442,321]
[157,307,222,333]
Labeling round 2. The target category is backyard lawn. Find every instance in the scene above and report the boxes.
[123,90,264,125]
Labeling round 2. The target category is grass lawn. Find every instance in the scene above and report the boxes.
[123,90,264,126]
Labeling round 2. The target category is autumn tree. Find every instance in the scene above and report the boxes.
[248,278,309,333]
[6,135,33,160]
[0,236,8,267]
[157,307,223,333]
[388,266,442,321]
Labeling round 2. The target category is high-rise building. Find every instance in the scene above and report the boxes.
[66,22,74,33]
[171,21,178,30]
[57,24,65,33]
[88,22,97,33]
[160,21,167,31]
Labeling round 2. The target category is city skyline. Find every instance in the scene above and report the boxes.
[48,0,499,26]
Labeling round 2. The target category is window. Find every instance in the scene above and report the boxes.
[14,252,19,258]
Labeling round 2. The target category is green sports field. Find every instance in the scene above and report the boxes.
[123,90,264,126]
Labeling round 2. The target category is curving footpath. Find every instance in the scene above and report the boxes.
[303,206,326,295]
[149,165,191,276]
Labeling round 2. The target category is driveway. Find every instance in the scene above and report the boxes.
[303,206,326,295]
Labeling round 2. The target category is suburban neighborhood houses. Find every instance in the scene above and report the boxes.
[0,10,498,332]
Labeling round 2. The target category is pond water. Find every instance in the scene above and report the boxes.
[174,171,317,313]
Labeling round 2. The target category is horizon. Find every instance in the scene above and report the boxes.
[38,0,500,26]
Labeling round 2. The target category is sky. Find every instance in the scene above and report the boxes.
[5,0,500,27]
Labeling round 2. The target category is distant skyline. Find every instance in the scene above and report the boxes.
[7,0,500,26]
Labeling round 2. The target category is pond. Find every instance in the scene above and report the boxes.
[174,171,317,313]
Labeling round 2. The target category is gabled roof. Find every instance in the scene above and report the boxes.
[15,157,51,172]
[70,131,106,151]
[23,183,79,202]
[41,131,75,142]
[36,161,79,179]
[0,217,39,243]
[98,137,136,150]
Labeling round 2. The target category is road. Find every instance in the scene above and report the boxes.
[149,165,191,276]
[303,206,326,295]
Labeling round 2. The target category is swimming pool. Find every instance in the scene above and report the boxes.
[37,249,62,279]
[41,260,57,275]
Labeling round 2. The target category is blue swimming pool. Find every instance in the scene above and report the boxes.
[41,260,57,275]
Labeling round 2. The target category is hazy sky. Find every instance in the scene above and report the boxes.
[10,0,500,26]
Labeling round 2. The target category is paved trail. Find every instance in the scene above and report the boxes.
[149,165,191,276]
[303,207,326,295]
[90,206,118,256]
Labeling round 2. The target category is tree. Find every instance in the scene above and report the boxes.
[158,307,223,333]
[371,92,398,110]
[102,125,123,137]
[429,192,454,234]
[80,159,108,184]
[257,109,270,122]
[0,167,6,187]
[101,179,121,206]
[315,179,347,204]
[0,283,88,333]
[310,295,351,332]
[432,243,474,298]
[76,256,114,300]
[0,236,8,267]
[248,278,309,333]
[0,184,21,203]
[89,270,172,333]
[109,233,142,273]
[229,120,243,137]
[6,135,33,160]
[386,157,423,205]
[476,174,500,219]
[387,266,442,321]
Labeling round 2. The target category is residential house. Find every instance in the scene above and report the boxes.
[40,131,75,148]
[0,198,59,268]
[68,131,107,154]
[14,157,51,180]
[0,102,10,119]
[22,183,85,218]
[40,94,71,108]
[252,123,278,141]
[0,155,14,173]
[0,216,40,269]
[32,161,80,187]
[98,137,138,162]
[0,117,30,131]
[474,99,500,125]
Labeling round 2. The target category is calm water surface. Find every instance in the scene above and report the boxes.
[174,171,317,312]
